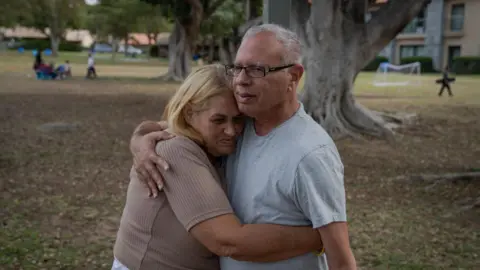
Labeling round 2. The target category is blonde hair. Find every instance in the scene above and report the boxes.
[163,64,233,144]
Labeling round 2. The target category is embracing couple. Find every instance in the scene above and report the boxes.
[112,24,357,270]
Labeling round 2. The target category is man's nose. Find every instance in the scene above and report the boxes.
[234,69,250,85]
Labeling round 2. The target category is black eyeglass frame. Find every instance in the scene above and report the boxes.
[224,64,295,78]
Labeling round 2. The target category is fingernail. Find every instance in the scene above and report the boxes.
[164,164,169,170]
[157,183,163,190]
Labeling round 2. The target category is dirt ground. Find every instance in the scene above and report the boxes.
[1,71,479,269]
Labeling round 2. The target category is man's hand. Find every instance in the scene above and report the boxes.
[130,121,173,197]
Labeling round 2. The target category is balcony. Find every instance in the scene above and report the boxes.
[401,18,425,34]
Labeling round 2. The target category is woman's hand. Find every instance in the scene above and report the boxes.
[130,121,174,197]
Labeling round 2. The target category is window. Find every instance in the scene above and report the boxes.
[400,45,426,58]
[448,46,461,66]
[450,3,465,31]
[402,9,426,34]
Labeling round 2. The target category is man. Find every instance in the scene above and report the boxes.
[438,65,454,97]
[130,24,357,269]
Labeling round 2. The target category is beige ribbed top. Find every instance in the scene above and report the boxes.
[113,136,233,270]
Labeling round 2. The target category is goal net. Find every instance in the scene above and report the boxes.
[373,62,422,87]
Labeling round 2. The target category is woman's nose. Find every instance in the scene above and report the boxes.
[224,123,236,136]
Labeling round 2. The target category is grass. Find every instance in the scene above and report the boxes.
[0,51,479,269]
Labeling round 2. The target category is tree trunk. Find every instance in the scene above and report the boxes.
[111,38,120,61]
[162,0,203,81]
[291,0,430,140]
[124,33,129,57]
[208,37,215,64]
[163,19,192,81]
[228,37,236,63]
[49,35,60,57]
[218,38,232,65]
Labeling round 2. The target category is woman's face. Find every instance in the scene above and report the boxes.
[189,92,244,156]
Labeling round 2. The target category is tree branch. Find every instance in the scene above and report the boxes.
[359,0,431,64]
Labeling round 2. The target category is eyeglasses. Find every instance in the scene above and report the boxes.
[225,64,294,78]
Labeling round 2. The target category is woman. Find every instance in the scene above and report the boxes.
[113,65,322,270]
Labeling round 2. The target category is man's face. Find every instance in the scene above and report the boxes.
[232,33,294,118]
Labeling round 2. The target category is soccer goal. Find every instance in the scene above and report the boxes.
[372,62,422,87]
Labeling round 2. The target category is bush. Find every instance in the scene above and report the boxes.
[10,38,83,52]
[149,45,168,58]
[400,56,435,73]
[58,42,83,52]
[18,39,50,50]
[452,56,480,75]
[363,56,389,71]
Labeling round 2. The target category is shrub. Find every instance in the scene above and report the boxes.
[10,38,83,52]
[149,45,168,58]
[452,56,480,75]
[400,56,435,73]
[363,56,389,71]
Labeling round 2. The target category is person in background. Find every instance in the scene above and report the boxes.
[56,60,72,79]
[438,65,454,97]
[33,51,43,71]
[86,53,97,79]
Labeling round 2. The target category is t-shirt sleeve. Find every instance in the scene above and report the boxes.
[293,144,347,229]
[156,139,234,231]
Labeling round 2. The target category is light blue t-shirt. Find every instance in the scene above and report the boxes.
[221,103,347,270]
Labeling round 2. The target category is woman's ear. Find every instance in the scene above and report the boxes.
[183,105,193,124]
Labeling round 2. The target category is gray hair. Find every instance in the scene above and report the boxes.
[242,24,302,65]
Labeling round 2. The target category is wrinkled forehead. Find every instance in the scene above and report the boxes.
[235,33,284,66]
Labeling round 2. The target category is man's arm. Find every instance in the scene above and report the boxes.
[317,222,356,269]
[294,144,357,270]
[130,120,172,197]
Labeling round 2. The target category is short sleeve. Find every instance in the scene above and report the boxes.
[293,144,347,228]
[156,138,233,231]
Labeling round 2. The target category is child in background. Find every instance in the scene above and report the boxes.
[86,53,97,79]
[56,60,72,79]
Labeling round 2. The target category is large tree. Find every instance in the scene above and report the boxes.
[142,0,226,81]
[200,0,244,64]
[87,0,150,60]
[17,0,85,57]
[290,0,431,139]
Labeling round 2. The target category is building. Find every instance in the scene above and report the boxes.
[380,0,480,70]
[1,26,95,48]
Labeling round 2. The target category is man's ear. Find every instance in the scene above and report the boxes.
[288,64,304,92]
[291,64,304,83]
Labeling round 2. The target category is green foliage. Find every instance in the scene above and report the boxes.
[16,0,85,37]
[200,0,244,39]
[8,38,83,51]
[452,56,480,75]
[8,38,49,50]
[87,0,170,45]
[363,56,389,71]
[401,56,435,73]
[0,1,26,28]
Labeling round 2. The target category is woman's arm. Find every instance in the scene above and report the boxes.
[190,214,322,262]
[158,138,321,263]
